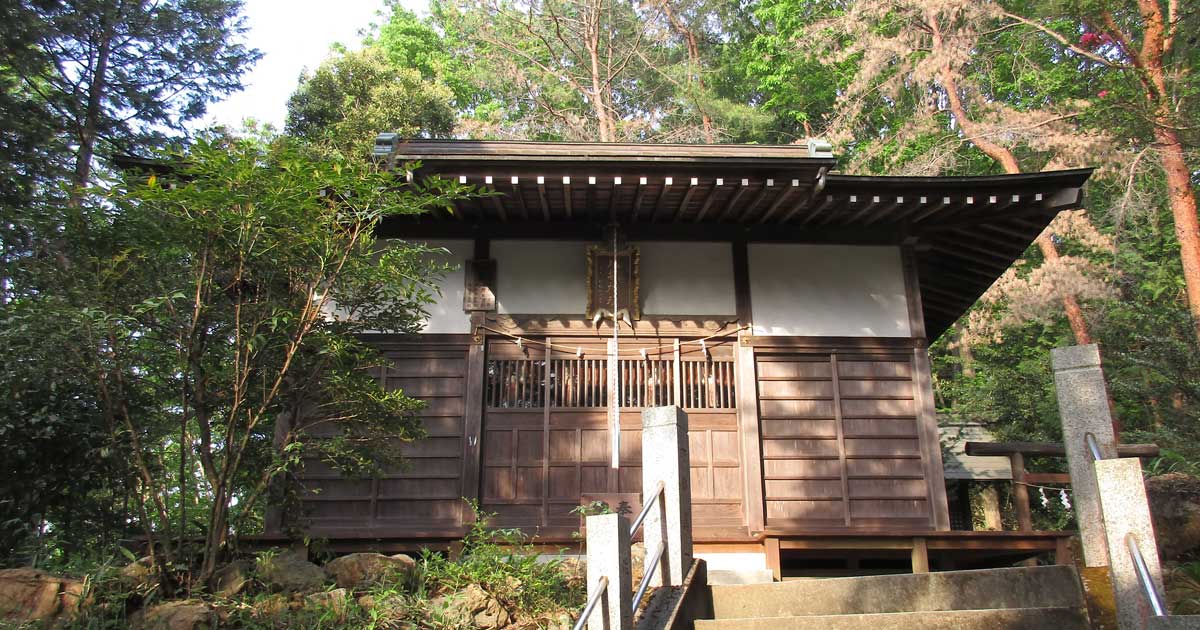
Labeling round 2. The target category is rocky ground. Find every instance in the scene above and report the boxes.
[0,547,586,629]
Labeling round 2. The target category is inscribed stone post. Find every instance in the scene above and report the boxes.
[642,406,693,587]
[1051,344,1119,566]
[586,513,632,630]
[1096,458,1165,630]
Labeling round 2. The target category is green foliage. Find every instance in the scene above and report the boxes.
[0,0,260,190]
[420,502,584,617]
[285,47,455,160]
[0,132,474,584]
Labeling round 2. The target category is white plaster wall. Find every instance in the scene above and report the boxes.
[637,241,736,315]
[749,244,911,337]
[402,239,473,334]
[493,240,588,314]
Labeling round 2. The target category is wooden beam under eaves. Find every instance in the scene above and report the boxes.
[739,179,774,223]
[672,178,699,222]
[632,177,648,222]
[911,197,953,223]
[484,176,507,222]
[718,179,749,221]
[510,176,530,220]
[757,180,800,224]
[692,178,723,222]
[562,176,573,218]
[651,177,673,222]
[536,176,551,221]
[862,196,907,226]
[586,176,597,222]
[891,196,931,223]
[931,242,1013,271]
[608,177,622,221]
[844,194,883,224]
[925,203,1058,230]
[794,194,835,225]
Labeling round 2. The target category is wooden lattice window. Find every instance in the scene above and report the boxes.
[485,358,735,410]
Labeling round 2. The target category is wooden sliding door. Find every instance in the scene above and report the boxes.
[479,336,745,536]
[756,349,937,531]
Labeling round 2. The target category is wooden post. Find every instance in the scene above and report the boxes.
[1011,452,1033,532]
[1055,536,1074,566]
[461,325,486,523]
[765,538,781,581]
[911,537,930,573]
[979,484,1003,531]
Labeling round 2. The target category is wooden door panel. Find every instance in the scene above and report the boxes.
[757,352,934,530]
[479,338,746,534]
[296,343,472,535]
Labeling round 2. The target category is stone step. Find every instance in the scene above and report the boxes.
[710,565,1084,618]
[707,569,775,585]
[695,607,1091,630]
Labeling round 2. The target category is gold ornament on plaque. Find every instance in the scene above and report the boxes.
[586,227,639,326]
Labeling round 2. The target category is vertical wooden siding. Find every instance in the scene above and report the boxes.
[757,351,934,529]
[480,337,744,534]
[296,340,471,535]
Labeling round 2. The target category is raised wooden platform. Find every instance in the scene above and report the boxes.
[763,530,1076,579]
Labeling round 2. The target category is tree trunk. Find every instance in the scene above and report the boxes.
[1035,235,1093,344]
[931,11,1095,346]
[657,0,714,143]
[72,17,113,200]
[1129,0,1200,342]
[1155,125,1200,342]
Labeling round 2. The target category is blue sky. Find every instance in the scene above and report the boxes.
[203,0,428,130]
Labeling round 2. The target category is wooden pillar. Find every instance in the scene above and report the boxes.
[1055,536,1075,566]
[460,315,486,525]
[911,537,930,573]
[901,242,951,531]
[765,538,781,581]
[1011,452,1033,532]
[979,484,1003,531]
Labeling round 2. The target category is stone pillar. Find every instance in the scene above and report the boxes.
[586,512,632,630]
[642,406,693,587]
[1051,344,1119,566]
[1096,458,1166,630]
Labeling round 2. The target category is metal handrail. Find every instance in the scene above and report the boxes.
[629,480,665,537]
[1126,534,1168,617]
[632,542,665,609]
[573,575,610,630]
[1085,432,1105,461]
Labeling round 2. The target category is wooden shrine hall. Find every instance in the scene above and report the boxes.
[276,138,1093,574]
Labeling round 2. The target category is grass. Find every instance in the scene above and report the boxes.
[6,502,583,630]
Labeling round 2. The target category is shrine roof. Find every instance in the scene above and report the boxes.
[375,138,1093,339]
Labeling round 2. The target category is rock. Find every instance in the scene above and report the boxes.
[251,594,288,618]
[256,550,327,593]
[0,567,85,622]
[121,556,158,592]
[323,552,416,589]
[432,584,512,629]
[631,542,646,586]
[305,588,349,619]
[211,560,251,598]
[131,600,215,630]
[1146,473,1200,560]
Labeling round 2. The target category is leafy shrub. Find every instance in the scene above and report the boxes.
[419,501,584,617]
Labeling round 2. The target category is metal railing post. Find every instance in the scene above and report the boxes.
[585,512,632,630]
[642,405,693,587]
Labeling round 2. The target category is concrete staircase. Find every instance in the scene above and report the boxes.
[695,565,1091,630]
